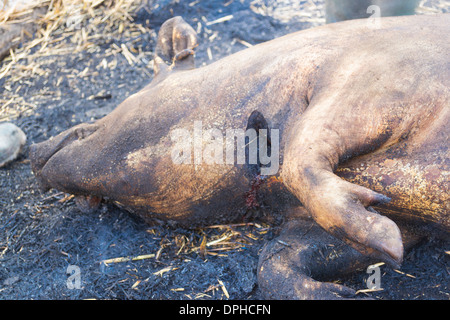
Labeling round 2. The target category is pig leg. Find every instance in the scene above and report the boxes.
[282,98,406,267]
[258,213,423,299]
[258,218,370,299]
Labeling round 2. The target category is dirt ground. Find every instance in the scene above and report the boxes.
[0,0,449,300]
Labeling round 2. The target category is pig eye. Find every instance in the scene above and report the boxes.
[75,129,85,140]
[74,125,98,141]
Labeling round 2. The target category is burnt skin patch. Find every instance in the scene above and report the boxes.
[424,165,442,181]
[367,166,380,175]
[380,171,405,187]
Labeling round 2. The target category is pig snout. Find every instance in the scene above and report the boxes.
[30,123,99,192]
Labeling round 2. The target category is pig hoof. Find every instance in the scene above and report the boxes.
[257,219,376,300]
[74,195,102,214]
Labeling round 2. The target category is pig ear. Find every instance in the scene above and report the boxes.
[154,16,198,76]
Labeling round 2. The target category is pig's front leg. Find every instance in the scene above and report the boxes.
[282,97,404,267]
